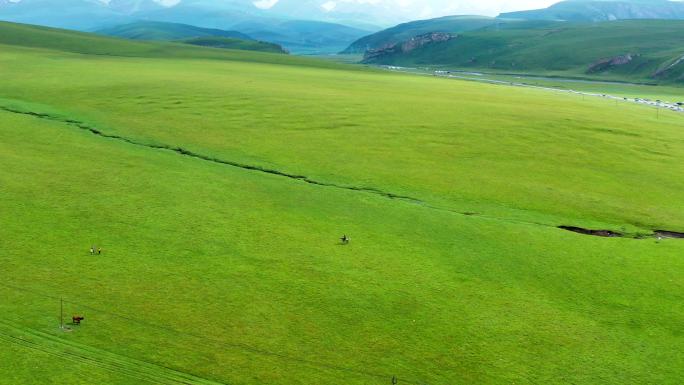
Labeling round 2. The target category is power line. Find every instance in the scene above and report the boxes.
[0,327,195,385]
[0,281,427,385]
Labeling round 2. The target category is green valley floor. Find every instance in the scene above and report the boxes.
[1,24,684,385]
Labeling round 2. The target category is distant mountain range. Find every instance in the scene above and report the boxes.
[0,0,421,30]
[239,20,369,54]
[0,0,373,53]
[501,0,684,22]
[0,0,135,30]
[0,19,286,57]
[263,0,419,29]
[95,19,366,54]
[4,0,684,55]
[344,0,684,54]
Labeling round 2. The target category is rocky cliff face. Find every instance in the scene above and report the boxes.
[653,54,684,78]
[587,54,636,73]
[363,32,453,62]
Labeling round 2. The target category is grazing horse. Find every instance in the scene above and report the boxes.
[72,316,85,325]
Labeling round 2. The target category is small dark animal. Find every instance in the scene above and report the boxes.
[72,316,85,325]
[340,235,350,244]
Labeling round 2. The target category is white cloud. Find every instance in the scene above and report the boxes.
[154,0,181,6]
[253,0,279,9]
[321,1,336,12]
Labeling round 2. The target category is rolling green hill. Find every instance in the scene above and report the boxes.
[1,21,684,385]
[96,21,253,41]
[0,22,352,67]
[180,36,288,54]
[94,21,287,54]
[363,19,684,83]
[342,15,499,54]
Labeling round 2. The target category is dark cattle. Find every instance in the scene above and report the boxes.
[72,316,85,325]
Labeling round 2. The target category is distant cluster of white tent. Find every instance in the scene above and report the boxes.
[443,70,684,114]
[631,97,684,113]
[384,66,684,114]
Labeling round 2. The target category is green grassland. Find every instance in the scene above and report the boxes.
[364,20,684,84]
[180,37,287,54]
[0,339,154,385]
[2,21,684,384]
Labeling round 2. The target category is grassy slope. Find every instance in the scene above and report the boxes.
[180,36,287,54]
[1,23,684,385]
[366,20,684,83]
[2,42,682,232]
[95,21,253,41]
[0,342,154,385]
[3,103,684,385]
[342,16,499,54]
